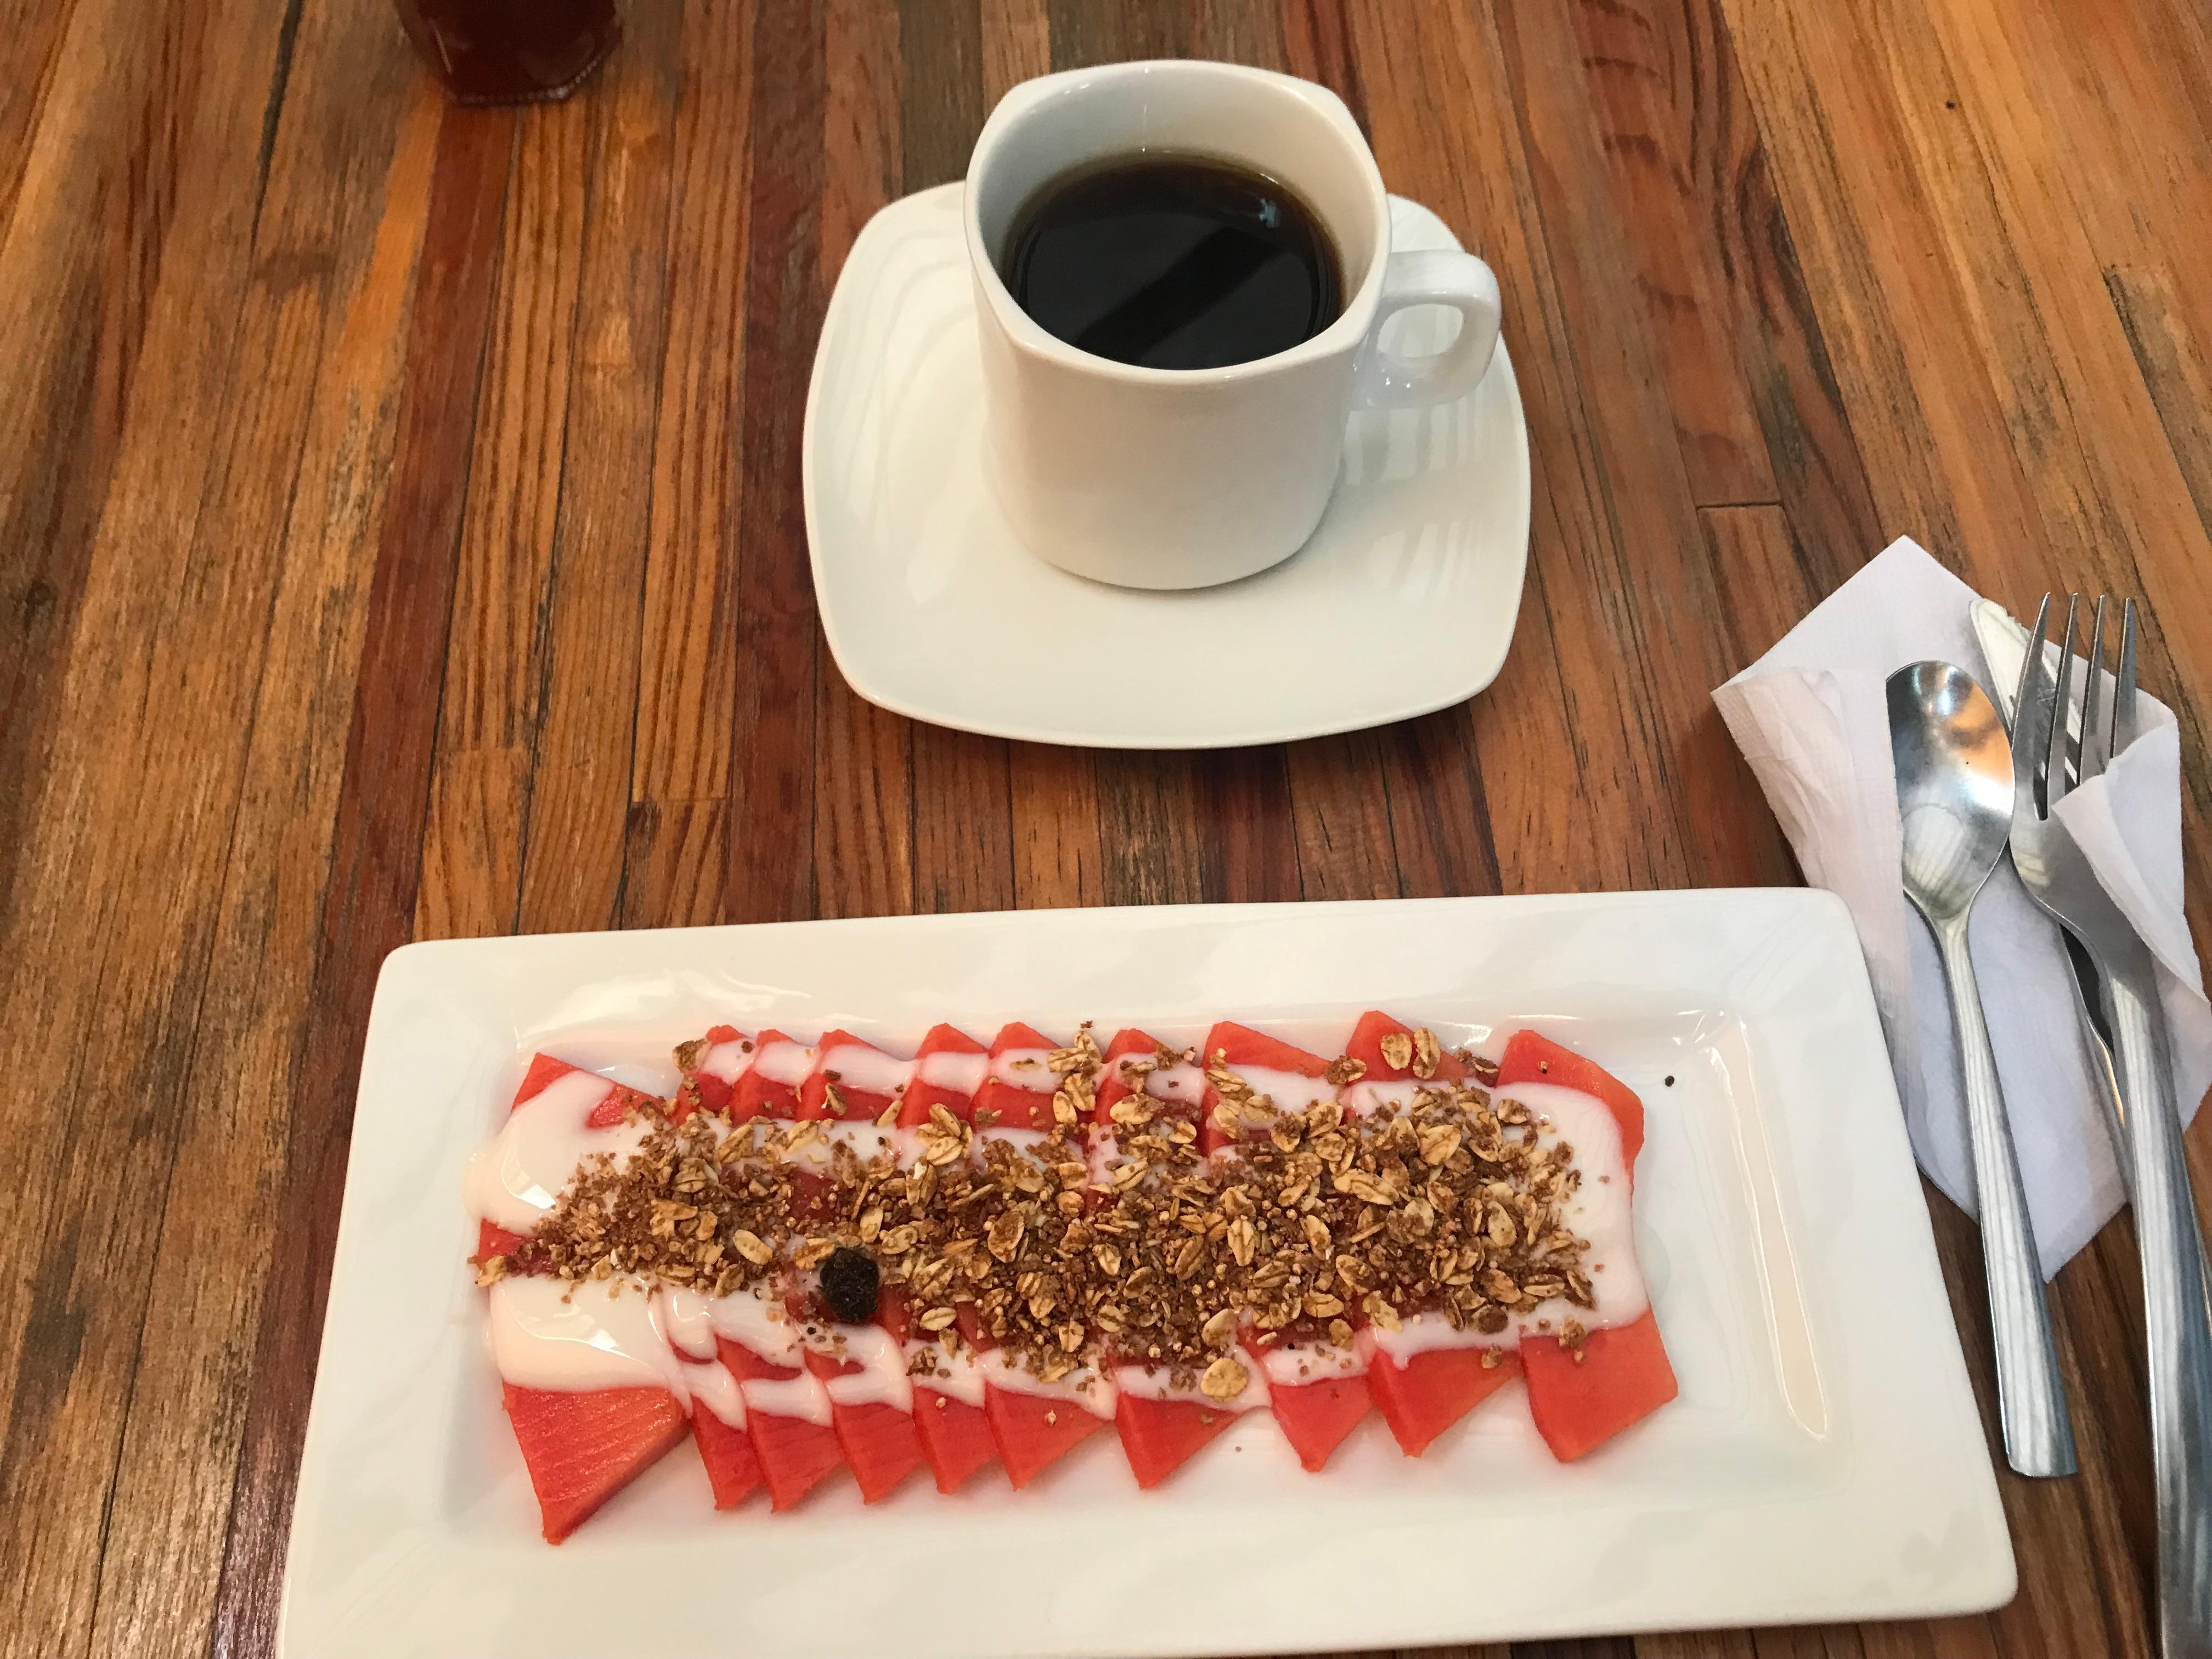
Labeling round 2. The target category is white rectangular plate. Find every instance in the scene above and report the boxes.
[281,891,2012,1657]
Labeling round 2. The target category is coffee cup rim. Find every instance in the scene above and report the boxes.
[963,60,1394,385]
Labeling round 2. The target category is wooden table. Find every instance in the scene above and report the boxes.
[7,0,2212,1654]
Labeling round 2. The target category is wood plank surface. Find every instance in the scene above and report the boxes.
[2,1,2209,1655]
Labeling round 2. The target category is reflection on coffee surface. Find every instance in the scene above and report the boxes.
[1001,156,1342,370]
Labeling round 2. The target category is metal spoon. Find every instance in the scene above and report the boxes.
[1887,661,2077,1477]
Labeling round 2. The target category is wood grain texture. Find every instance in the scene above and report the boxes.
[4,1,2211,1656]
[625,0,758,932]
[727,0,827,926]
[212,91,518,1659]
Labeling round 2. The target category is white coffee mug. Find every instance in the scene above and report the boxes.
[964,60,1504,591]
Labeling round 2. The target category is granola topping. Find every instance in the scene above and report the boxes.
[484,1031,1626,1398]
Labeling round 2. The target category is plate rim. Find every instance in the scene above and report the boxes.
[801,180,1533,749]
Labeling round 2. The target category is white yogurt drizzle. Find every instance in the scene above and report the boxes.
[678,1284,833,1421]
[787,1121,923,1175]
[751,1038,816,1087]
[815,1042,916,1099]
[980,1351,1117,1419]
[488,1274,696,1397]
[1340,1077,1444,1116]
[1257,1340,1366,1386]
[1097,1051,1207,1106]
[980,1126,1056,1160]
[1086,1128,1126,1187]
[687,1358,748,1427]
[1115,1349,1269,1413]
[658,1287,721,1361]
[1356,1311,1516,1365]
[712,1285,808,1367]
[462,1068,647,1235]
[743,1372,834,1425]
[673,1274,913,1420]
[813,1323,915,1412]
[916,1049,988,1097]
[1219,1063,1339,1115]
[697,1034,757,1085]
[660,1278,815,1368]
[1504,1081,1647,1332]
[988,1048,1057,1091]
[906,1339,988,1407]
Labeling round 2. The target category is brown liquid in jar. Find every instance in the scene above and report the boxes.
[395,0,620,106]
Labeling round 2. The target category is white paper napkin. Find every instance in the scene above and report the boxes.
[1712,537,2211,1275]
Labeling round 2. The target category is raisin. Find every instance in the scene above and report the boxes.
[819,1245,879,1323]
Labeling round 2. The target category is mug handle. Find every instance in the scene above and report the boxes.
[1351,249,1503,410]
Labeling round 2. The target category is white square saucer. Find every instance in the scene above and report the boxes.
[803,184,1532,749]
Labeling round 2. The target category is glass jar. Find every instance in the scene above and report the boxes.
[395,0,620,105]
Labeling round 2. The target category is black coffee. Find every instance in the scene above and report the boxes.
[1001,156,1342,370]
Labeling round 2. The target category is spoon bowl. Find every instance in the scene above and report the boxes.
[1888,662,2015,923]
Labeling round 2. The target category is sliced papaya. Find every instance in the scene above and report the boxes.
[973,1021,1061,1130]
[719,1336,845,1510]
[689,1399,763,1510]
[1521,1310,1678,1462]
[1494,1029,1643,1167]
[911,1387,1000,1493]
[985,1386,1105,1488]
[501,1383,689,1543]
[1344,1010,1470,1084]
[1198,1020,1333,1154]
[1114,1393,1240,1489]
[798,1029,906,1122]
[899,1022,989,1125]
[727,1028,805,1121]
[1365,1345,1519,1457]
[1266,1372,1370,1472]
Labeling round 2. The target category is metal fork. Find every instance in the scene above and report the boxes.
[1974,602,2132,1175]
[2007,594,2212,1659]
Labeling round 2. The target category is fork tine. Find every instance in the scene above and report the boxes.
[2046,594,2082,810]
[2012,594,2056,812]
[2114,596,2140,754]
[2079,595,2110,782]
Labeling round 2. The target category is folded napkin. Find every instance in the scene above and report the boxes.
[1713,537,2211,1275]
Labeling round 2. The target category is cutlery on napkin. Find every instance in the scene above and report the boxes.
[1711,537,2212,1275]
